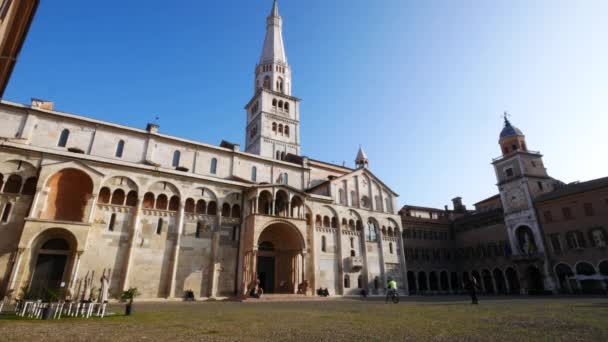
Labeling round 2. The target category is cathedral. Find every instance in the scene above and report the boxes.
[0,1,606,302]
[0,1,404,300]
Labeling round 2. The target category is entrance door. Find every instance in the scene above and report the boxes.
[30,254,68,300]
[257,256,275,294]
[526,266,544,295]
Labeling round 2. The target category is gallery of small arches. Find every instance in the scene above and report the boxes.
[406,268,522,295]
[253,189,305,219]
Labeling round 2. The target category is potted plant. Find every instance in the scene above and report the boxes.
[120,288,140,316]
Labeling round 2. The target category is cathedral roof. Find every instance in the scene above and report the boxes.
[500,115,524,139]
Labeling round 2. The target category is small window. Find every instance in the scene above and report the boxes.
[210,158,218,174]
[358,275,363,289]
[505,168,514,177]
[251,166,257,182]
[350,237,354,248]
[584,203,594,217]
[344,275,350,288]
[116,140,125,158]
[550,234,561,254]
[156,218,163,235]
[58,129,70,147]
[531,161,537,167]
[389,242,393,254]
[272,122,277,132]
[172,151,181,168]
[284,125,290,137]
[1,203,12,223]
[537,181,543,191]
[232,226,239,241]
[350,250,356,257]
[108,213,116,231]
[283,173,288,184]
[321,235,327,252]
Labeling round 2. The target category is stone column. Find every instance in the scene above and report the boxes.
[376,226,387,295]
[504,274,511,294]
[8,249,25,292]
[396,229,409,295]
[169,202,186,298]
[491,275,498,295]
[69,252,83,292]
[336,217,344,295]
[121,199,143,291]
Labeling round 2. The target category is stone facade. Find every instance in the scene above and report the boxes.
[400,117,608,295]
[0,1,404,301]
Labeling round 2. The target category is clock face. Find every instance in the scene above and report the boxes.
[507,188,526,211]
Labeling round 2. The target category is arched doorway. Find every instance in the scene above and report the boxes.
[505,267,520,294]
[493,269,507,294]
[29,237,74,300]
[482,270,495,294]
[407,271,417,295]
[525,266,545,294]
[555,263,574,294]
[256,222,305,294]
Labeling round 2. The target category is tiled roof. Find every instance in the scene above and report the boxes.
[534,176,608,203]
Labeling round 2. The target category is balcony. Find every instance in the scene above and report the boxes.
[345,256,363,271]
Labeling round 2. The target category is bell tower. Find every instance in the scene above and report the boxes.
[245,0,301,160]
[492,113,556,293]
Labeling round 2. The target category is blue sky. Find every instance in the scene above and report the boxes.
[5,0,608,209]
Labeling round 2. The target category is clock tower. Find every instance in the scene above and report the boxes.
[492,114,556,293]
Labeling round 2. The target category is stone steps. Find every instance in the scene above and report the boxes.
[233,294,335,303]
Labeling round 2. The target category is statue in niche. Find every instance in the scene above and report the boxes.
[517,228,537,255]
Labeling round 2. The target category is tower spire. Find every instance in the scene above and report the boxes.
[271,0,279,17]
[355,145,369,169]
[260,0,287,65]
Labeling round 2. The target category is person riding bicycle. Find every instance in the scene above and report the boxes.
[386,278,398,303]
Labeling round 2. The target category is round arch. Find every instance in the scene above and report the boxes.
[40,168,94,222]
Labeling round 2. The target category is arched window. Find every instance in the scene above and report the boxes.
[338,189,345,205]
[3,175,22,193]
[196,200,206,214]
[98,187,111,204]
[168,196,180,211]
[350,191,357,207]
[283,172,288,185]
[111,189,125,205]
[389,242,394,254]
[278,124,283,134]
[126,191,138,207]
[284,125,290,137]
[272,122,277,132]
[321,235,327,252]
[280,151,286,160]
[276,151,281,160]
[116,140,125,158]
[231,204,241,218]
[272,99,278,107]
[284,102,290,112]
[1,203,12,223]
[184,198,195,213]
[344,275,350,288]
[210,158,218,174]
[358,275,363,289]
[277,77,284,93]
[143,192,155,209]
[172,151,181,168]
[278,100,284,109]
[350,250,356,257]
[108,213,116,231]
[207,201,217,215]
[251,166,257,182]
[367,221,378,241]
[156,218,163,235]
[350,237,355,248]
[221,203,231,217]
[58,129,70,147]
[156,194,168,210]
[21,177,37,195]
[263,76,271,89]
